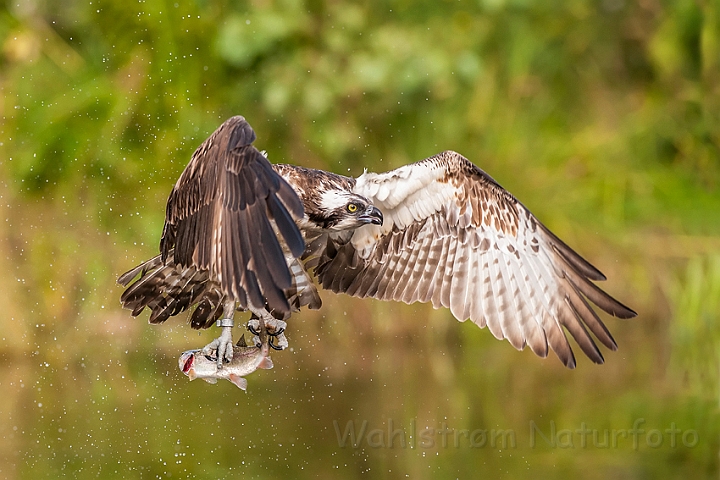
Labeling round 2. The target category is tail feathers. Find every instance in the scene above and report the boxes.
[118,254,164,287]
[118,252,226,329]
[119,251,320,327]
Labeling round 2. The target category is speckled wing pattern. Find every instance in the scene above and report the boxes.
[120,116,305,325]
[315,150,636,368]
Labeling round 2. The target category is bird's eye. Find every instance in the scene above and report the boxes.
[347,203,358,213]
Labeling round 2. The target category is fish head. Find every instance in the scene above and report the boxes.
[179,349,199,381]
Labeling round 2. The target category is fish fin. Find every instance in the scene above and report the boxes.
[186,369,197,381]
[258,356,273,370]
[236,334,247,347]
[202,377,217,384]
[228,374,247,391]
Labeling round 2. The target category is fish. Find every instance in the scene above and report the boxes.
[178,334,273,390]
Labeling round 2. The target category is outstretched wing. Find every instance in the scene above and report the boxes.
[315,150,636,368]
[158,115,305,314]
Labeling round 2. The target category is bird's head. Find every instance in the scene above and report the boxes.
[311,190,383,231]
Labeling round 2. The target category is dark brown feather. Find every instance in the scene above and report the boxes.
[119,116,305,327]
[159,116,304,314]
[118,252,227,330]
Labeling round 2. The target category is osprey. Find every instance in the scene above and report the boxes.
[118,116,636,369]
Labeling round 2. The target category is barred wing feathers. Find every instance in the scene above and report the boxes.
[118,252,227,328]
[120,116,305,324]
[315,150,636,368]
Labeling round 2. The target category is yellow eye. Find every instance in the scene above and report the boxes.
[347,203,358,213]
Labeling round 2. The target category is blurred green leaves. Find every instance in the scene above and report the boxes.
[217,4,310,69]
[2,0,719,208]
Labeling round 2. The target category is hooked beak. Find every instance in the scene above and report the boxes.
[359,205,383,226]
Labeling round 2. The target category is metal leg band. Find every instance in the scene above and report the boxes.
[216,318,234,328]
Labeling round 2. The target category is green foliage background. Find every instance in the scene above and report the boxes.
[0,0,719,478]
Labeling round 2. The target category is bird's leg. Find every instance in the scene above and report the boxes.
[248,308,288,351]
[246,315,268,348]
[265,321,287,351]
[201,300,236,368]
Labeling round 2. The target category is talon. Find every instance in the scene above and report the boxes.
[246,310,289,350]
[246,319,262,337]
[268,327,285,337]
[268,332,288,350]
[202,325,233,369]
[221,340,233,365]
[201,339,219,357]
[264,319,287,336]
[276,333,289,350]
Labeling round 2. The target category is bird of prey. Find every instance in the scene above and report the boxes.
[118,115,636,369]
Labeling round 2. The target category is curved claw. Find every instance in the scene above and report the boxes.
[268,338,284,351]
[269,331,289,351]
[269,327,285,337]
[246,315,288,350]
